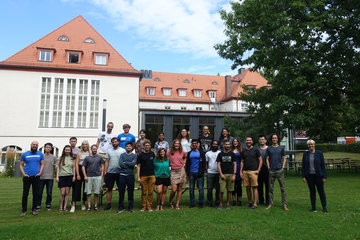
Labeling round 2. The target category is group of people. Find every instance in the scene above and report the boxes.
[20,124,328,216]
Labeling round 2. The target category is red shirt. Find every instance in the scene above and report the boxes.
[168,151,186,170]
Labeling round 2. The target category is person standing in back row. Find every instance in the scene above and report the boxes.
[266,134,288,211]
[97,122,116,159]
[118,124,136,150]
[206,140,221,207]
[198,126,213,153]
[257,135,270,207]
[20,140,44,216]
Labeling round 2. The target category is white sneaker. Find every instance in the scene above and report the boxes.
[81,204,86,211]
[70,206,75,213]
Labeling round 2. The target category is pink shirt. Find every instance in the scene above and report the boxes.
[168,151,186,170]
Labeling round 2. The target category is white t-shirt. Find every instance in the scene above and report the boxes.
[98,131,117,154]
[206,150,221,174]
[181,139,191,153]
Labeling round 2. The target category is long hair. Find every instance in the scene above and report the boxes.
[79,140,90,156]
[170,139,183,155]
[219,128,231,142]
[176,129,189,141]
[232,137,242,152]
[59,145,74,166]
[155,148,167,162]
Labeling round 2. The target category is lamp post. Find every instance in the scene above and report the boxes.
[102,99,107,131]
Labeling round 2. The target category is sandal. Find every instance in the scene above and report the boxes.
[176,205,180,210]
[169,202,174,209]
[86,207,91,212]
[59,208,63,212]
[160,204,164,211]
[156,205,160,211]
[94,206,99,211]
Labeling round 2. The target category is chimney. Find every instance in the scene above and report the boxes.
[225,75,232,99]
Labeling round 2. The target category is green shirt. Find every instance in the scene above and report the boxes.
[153,158,170,178]
[59,156,74,177]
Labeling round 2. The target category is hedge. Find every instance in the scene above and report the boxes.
[296,142,360,153]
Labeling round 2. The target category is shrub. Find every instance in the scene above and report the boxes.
[3,151,16,177]
[296,142,360,153]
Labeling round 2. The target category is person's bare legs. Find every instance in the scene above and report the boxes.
[169,184,177,207]
[64,187,70,211]
[219,192,224,207]
[87,194,91,208]
[226,191,231,206]
[161,186,168,210]
[156,185,162,210]
[175,184,183,208]
[253,187,258,207]
[246,187,252,205]
[94,194,98,208]
[59,188,65,210]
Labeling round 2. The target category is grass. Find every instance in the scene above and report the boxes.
[0,172,360,240]
[295,151,360,161]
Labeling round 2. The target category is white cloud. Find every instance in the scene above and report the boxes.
[89,0,230,58]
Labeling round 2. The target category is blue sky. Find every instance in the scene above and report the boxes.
[0,0,242,76]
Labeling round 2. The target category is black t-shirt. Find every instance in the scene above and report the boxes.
[241,147,261,171]
[198,135,214,153]
[216,151,236,174]
[137,152,155,176]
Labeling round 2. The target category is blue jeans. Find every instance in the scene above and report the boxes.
[118,174,134,210]
[37,179,54,209]
[189,172,204,206]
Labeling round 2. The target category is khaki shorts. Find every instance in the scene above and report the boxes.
[170,168,187,185]
[242,171,258,187]
[98,153,106,160]
[219,174,234,192]
[85,176,102,194]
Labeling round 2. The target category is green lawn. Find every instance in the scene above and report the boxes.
[0,173,359,240]
[295,151,360,161]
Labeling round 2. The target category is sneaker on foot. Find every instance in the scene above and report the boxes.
[226,205,230,210]
[148,208,153,212]
[310,209,317,213]
[217,206,223,210]
[129,209,134,213]
[140,208,146,212]
[323,209,328,214]
[103,205,111,211]
[117,209,125,213]
[20,212,26,217]
[70,206,75,213]
[46,208,51,211]
[81,204,86,211]
[32,210,38,216]
[251,205,257,210]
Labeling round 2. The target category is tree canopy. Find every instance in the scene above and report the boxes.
[215,0,360,141]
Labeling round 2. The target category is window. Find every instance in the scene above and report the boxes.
[212,81,218,85]
[184,79,190,83]
[1,146,22,165]
[147,88,155,96]
[178,89,186,97]
[84,38,95,44]
[145,114,164,146]
[142,70,152,80]
[163,88,171,96]
[196,107,202,111]
[95,54,107,65]
[154,78,161,82]
[58,35,69,41]
[39,77,100,128]
[194,90,202,98]
[165,106,171,110]
[39,50,52,62]
[68,52,80,64]
[181,106,187,110]
[209,91,216,99]
[241,103,249,110]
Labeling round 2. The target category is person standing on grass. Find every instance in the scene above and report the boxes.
[168,139,187,210]
[266,133,288,210]
[69,137,80,158]
[117,142,137,213]
[118,124,136,150]
[153,148,171,211]
[231,138,243,206]
[302,139,327,213]
[20,140,44,216]
[186,139,206,208]
[198,126,213,153]
[71,140,90,213]
[154,132,170,154]
[36,143,57,211]
[135,129,149,156]
[240,137,262,210]
[257,135,270,207]
[217,140,236,210]
[82,145,104,212]
[218,128,234,151]
[177,129,191,153]
[97,122,116,159]
[56,145,75,212]
[103,137,125,211]
[137,140,156,212]
[206,140,221,208]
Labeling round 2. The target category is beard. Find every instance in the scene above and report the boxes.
[211,146,218,152]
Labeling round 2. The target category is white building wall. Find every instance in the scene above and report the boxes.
[140,101,212,111]
[0,69,139,152]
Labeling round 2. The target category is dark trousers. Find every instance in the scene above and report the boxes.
[306,174,327,210]
[22,176,40,212]
[118,174,135,210]
[37,179,54,209]
[72,165,87,203]
[207,173,220,206]
[232,179,242,199]
[189,172,204,206]
[258,169,270,205]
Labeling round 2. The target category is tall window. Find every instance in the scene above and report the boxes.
[163,88,171,96]
[178,89,186,97]
[68,52,80,63]
[194,90,202,98]
[147,88,155,96]
[39,77,100,128]
[209,91,216,99]
[39,51,52,62]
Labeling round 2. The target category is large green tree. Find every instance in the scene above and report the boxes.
[216,0,360,141]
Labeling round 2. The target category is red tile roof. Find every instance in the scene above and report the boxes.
[0,16,140,75]
[230,69,271,98]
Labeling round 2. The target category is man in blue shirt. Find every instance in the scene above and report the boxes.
[117,123,136,150]
[185,139,206,208]
[266,134,288,210]
[19,140,44,216]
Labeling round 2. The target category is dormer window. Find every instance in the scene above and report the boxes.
[194,90,202,98]
[66,51,82,64]
[146,87,155,96]
[184,80,190,83]
[84,38,95,44]
[58,35,69,41]
[163,88,171,96]
[212,81,218,85]
[39,50,52,62]
[208,91,216,99]
[178,89,187,97]
[95,54,107,65]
